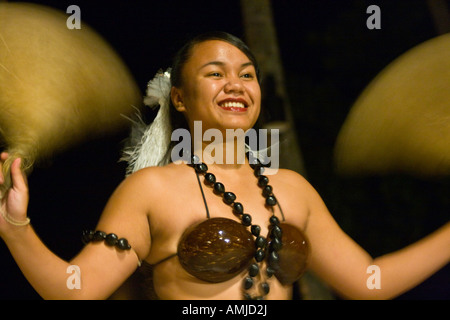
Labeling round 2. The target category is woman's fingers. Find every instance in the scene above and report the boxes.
[0,152,8,186]
[0,154,28,198]
[10,158,28,191]
[1,157,29,223]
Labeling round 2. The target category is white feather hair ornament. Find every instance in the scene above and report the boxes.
[122,69,173,175]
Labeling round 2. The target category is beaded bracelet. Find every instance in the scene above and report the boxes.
[1,209,30,226]
[82,230,131,251]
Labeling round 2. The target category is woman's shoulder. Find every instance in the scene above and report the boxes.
[267,167,311,189]
[118,162,191,191]
[268,168,323,202]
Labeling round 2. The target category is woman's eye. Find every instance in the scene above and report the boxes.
[208,72,222,77]
[240,73,254,79]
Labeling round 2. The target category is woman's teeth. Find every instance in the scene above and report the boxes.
[220,102,246,108]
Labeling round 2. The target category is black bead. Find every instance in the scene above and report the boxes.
[105,233,118,246]
[266,267,275,278]
[251,225,261,237]
[204,173,216,184]
[243,277,254,290]
[255,249,266,262]
[268,251,279,268]
[233,202,244,214]
[248,263,259,277]
[191,154,200,164]
[241,214,252,226]
[270,237,282,252]
[271,225,282,239]
[258,175,269,187]
[261,282,270,295]
[269,215,280,226]
[255,236,267,248]
[243,293,253,300]
[195,162,208,173]
[117,238,131,250]
[253,165,264,177]
[262,185,273,197]
[223,192,236,204]
[213,182,225,194]
[92,231,106,241]
[81,230,94,244]
[266,195,277,206]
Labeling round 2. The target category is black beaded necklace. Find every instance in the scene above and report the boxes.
[189,153,284,300]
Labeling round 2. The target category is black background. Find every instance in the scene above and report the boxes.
[0,0,448,300]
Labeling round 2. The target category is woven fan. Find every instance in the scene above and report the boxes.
[0,3,142,196]
[334,34,450,177]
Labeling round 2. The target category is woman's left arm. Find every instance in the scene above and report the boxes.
[290,171,450,299]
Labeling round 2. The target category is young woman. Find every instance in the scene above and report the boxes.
[0,32,448,300]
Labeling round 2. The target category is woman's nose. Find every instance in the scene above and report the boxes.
[224,76,244,94]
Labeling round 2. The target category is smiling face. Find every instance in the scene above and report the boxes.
[171,40,261,133]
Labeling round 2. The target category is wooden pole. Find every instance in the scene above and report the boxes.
[240,0,306,176]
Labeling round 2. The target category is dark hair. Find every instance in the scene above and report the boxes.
[169,31,260,132]
[170,31,260,88]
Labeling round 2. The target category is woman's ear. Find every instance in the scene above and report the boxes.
[171,87,186,112]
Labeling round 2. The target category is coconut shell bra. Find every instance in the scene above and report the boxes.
[152,157,310,299]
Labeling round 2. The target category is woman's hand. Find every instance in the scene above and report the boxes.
[0,152,30,236]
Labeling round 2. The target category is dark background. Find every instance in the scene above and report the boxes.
[0,0,448,299]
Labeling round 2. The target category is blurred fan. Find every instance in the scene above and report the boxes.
[334,33,450,177]
[0,3,142,196]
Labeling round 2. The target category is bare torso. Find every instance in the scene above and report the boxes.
[139,162,310,299]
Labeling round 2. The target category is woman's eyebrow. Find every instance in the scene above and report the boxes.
[199,61,254,70]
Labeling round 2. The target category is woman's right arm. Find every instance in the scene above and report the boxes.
[0,153,152,299]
